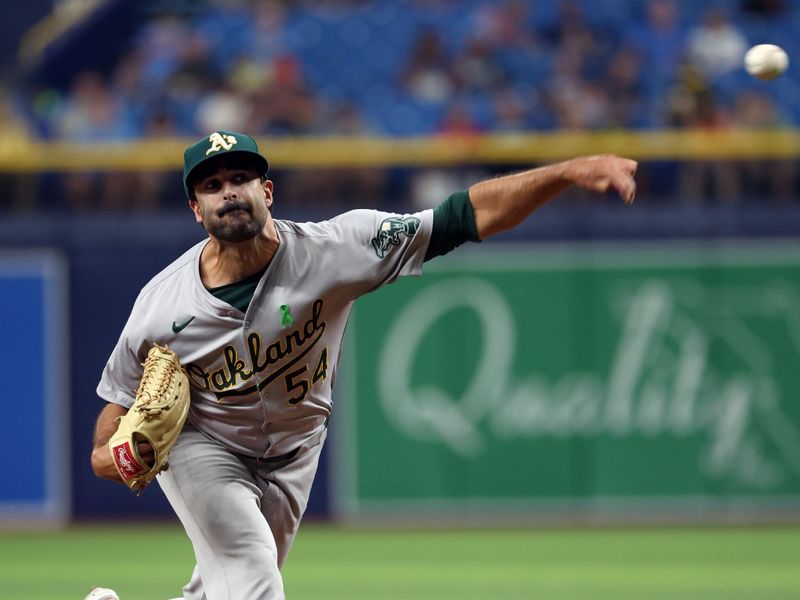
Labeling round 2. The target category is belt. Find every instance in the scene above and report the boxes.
[235,444,299,467]
[255,445,300,465]
[235,420,328,467]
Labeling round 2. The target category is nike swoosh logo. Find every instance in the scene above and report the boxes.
[172,316,195,334]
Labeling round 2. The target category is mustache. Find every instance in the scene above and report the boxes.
[217,201,252,217]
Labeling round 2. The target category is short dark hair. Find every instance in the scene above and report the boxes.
[186,154,268,200]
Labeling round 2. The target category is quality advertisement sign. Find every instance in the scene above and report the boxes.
[338,243,800,517]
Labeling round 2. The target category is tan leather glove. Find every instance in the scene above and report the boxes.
[108,344,190,494]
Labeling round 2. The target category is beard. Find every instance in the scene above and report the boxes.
[204,200,266,243]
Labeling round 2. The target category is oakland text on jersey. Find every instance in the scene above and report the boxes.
[184,298,327,401]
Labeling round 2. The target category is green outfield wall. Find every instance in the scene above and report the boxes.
[338,242,800,518]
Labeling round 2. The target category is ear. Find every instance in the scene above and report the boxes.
[189,198,203,224]
[263,179,275,210]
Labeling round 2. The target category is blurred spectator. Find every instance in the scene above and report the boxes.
[13,0,800,213]
[249,55,319,134]
[400,28,454,104]
[129,20,220,135]
[195,82,253,133]
[664,61,738,203]
[542,0,613,65]
[471,0,539,50]
[135,15,193,90]
[53,71,139,211]
[664,62,727,128]
[240,0,288,61]
[31,0,800,140]
[538,0,617,130]
[492,84,534,132]
[52,68,184,211]
[451,37,506,94]
[605,46,646,127]
[108,50,154,134]
[317,100,371,135]
[129,111,179,212]
[733,91,796,202]
[55,71,139,141]
[627,0,687,104]
[176,31,221,90]
[546,48,611,130]
[193,0,255,72]
[687,8,749,78]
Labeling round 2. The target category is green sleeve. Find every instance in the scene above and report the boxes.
[424,190,482,262]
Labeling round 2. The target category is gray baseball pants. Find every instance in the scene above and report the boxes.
[157,424,327,600]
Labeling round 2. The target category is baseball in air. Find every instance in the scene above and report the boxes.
[744,44,789,80]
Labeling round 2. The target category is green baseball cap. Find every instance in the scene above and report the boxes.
[183,131,270,198]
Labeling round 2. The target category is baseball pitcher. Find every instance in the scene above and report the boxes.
[88,131,636,600]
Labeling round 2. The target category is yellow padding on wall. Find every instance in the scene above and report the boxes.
[1,129,798,173]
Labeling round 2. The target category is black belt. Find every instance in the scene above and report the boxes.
[257,445,300,464]
[236,419,327,466]
[236,445,300,466]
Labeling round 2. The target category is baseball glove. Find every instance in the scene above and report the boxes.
[108,344,191,494]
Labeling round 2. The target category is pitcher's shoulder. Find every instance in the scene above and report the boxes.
[138,240,206,299]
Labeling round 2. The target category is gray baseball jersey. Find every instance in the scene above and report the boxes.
[97,208,433,458]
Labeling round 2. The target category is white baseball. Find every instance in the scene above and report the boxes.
[84,588,120,600]
[744,44,789,80]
